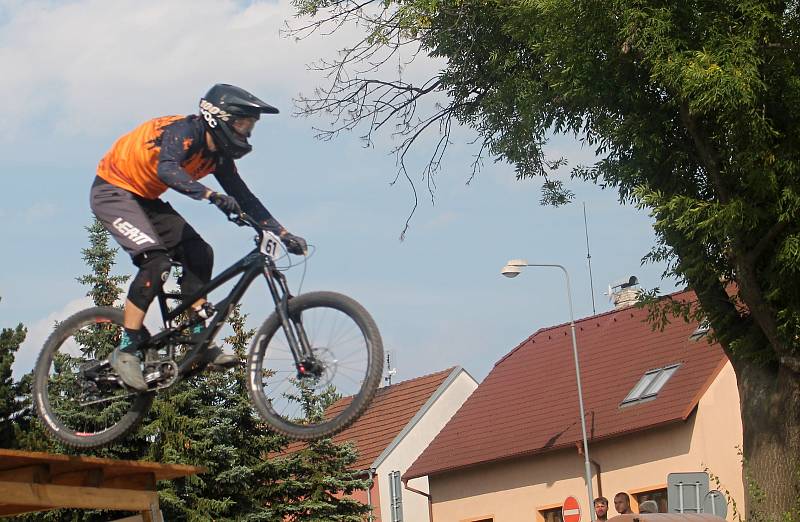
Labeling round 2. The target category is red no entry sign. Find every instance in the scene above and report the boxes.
[562,496,581,522]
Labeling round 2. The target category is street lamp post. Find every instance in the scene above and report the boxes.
[501,259,596,521]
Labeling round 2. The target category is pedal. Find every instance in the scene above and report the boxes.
[79,359,108,380]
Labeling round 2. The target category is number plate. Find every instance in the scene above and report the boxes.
[260,231,283,260]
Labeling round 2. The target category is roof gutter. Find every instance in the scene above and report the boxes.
[402,477,433,522]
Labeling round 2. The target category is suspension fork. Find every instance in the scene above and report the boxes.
[263,265,315,374]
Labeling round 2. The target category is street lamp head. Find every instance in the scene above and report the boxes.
[502,259,527,278]
[501,265,522,278]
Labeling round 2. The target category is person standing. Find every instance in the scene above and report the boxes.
[594,497,610,521]
[638,500,659,513]
[614,492,634,515]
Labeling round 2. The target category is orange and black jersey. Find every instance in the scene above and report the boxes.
[97,115,280,229]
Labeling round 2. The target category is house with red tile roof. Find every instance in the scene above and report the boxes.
[281,366,478,521]
[404,290,744,522]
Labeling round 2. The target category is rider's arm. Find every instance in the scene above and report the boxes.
[214,160,285,234]
[156,120,213,200]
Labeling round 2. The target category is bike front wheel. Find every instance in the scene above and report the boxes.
[33,306,154,449]
[247,291,383,440]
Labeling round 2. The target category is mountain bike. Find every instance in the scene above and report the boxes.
[33,213,383,449]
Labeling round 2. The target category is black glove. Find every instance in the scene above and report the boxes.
[281,232,308,256]
[209,192,241,215]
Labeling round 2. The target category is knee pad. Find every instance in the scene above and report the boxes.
[128,250,172,310]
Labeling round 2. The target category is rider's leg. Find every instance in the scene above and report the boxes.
[90,177,169,390]
[109,249,172,390]
[174,236,237,369]
[123,299,146,330]
[174,236,214,315]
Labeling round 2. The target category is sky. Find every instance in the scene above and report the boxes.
[0,0,679,384]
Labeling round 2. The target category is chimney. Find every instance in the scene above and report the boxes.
[609,276,640,309]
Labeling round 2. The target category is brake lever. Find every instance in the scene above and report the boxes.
[227,214,246,227]
[228,212,256,228]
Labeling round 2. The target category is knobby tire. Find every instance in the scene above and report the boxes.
[246,291,383,440]
[33,307,154,449]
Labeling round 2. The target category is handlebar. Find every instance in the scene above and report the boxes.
[228,212,310,258]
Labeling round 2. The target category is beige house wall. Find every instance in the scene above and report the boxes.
[428,362,743,522]
[375,370,478,521]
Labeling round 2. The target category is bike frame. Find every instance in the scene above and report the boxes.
[148,223,310,378]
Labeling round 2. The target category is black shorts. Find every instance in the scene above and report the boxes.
[90,176,203,259]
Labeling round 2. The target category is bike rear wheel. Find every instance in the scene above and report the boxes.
[33,307,154,449]
[246,291,383,440]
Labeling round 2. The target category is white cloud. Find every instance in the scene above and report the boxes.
[13,295,93,377]
[23,202,58,223]
[0,0,367,139]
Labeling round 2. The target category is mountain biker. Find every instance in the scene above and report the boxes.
[90,83,307,392]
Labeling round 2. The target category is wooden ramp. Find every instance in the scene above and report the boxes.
[0,448,204,521]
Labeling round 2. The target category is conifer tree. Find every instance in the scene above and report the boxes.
[62,218,147,461]
[265,437,373,521]
[147,305,288,521]
[0,313,27,448]
[77,219,130,308]
[263,385,373,521]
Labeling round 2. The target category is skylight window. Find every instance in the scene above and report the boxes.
[621,364,681,405]
[689,320,711,341]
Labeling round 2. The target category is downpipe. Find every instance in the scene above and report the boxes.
[403,478,434,521]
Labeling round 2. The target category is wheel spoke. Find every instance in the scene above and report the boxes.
[36,310,150,447]
[251,295,382,439]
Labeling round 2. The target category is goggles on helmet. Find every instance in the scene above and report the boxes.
[231,116,257,138]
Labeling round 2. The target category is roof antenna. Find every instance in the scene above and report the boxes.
[584,202,597,315]
[384,351,397,386]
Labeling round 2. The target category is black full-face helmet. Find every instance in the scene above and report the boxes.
[199,84,279,159]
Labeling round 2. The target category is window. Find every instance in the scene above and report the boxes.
[540,507,563,522]
[635,488,668,513]
[690,320,711,341]
[388,470,403,522]
[622,363,681,405]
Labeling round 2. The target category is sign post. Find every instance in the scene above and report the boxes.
[667,472,710,514]
[563,496,582,522]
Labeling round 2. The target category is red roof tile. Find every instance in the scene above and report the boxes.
[280,367,456,471]
[404,290,727,480]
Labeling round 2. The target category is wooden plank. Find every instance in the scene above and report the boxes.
[0,504,51,516]
[0,464,50,484]
[0,480,159,513]
[106,513,164,522]
[103,472,157,491]
[51,467,104,487]
[0,449,204,481]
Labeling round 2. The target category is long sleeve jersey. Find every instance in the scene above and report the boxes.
[96,115,282,231]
